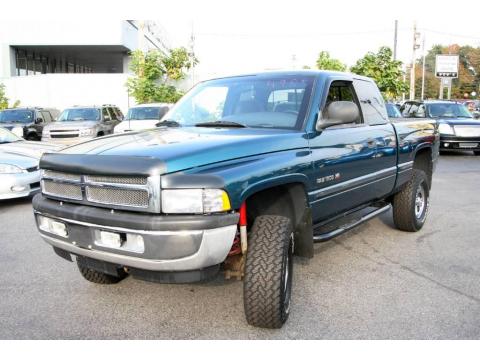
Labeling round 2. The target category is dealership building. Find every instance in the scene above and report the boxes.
[0,20,169,113]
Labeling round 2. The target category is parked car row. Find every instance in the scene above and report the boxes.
[385,100,480,156]
[0,103,173,145]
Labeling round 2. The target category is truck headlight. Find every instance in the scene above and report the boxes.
[0,163,25,174]
[438,124,455,135]
[12,127,23,137]
[161,189,231,214]
[79,128,95,137]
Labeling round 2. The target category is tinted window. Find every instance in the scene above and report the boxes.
[427,103,473,118]
[41,111,52,122]
[127,106,170,120]
[324,81,361,124]
[58,108,100,121]
[386,103,402,118]
[0,110,34,123]
[108,107,118,120]
[353,79,388,125]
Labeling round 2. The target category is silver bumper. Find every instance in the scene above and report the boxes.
[37,214,237,272]
[0,171,41,200]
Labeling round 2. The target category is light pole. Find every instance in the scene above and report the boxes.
[409,21,421,100]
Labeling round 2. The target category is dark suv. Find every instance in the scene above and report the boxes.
[401,100,480,155]
[0,107,60,140]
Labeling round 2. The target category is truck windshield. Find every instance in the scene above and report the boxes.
[127,107,169,121]
[0,110,34,123]
[427,103,473,118]
[163,75,315,129]
[58,108,100,121]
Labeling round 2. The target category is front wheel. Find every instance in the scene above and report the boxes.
[243,215,294,329]
[474,151,480,156]
[392,169,430,232]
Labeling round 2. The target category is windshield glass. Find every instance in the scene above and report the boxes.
[58,108,100,122]
[163,75,315,129]
[0,127,22,143]
[386,104,402,118]
[0,109,34,123]
[127,106,169,121]
[427,103,473,118]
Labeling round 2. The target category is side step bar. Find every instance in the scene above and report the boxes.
[313,204,391,243]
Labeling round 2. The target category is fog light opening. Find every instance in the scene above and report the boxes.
[95,230,144,253]
[37,215,68,238]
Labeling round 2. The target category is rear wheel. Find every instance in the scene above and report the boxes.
[243,215,293,329]
[474,151,480,156]
[392,169,430,232]
[76,259,127,284]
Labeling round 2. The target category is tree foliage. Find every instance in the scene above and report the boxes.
[0,83,20,110]
[350,46,408,99]
[414,44,480,99]
[316,51,346,72]
[126,47,198,104]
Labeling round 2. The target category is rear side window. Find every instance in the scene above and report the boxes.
[108,107,118,120]
[41,111,52,122]
[102,108,111,120]
[353,80,388,125]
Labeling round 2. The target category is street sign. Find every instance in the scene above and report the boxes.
[435,55,459,78]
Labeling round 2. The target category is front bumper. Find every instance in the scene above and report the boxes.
[0,170,41,200]
[33,195,239,272]
[440,135,480,151]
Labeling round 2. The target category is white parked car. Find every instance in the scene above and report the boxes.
[114,103,172,133]
[0,128,62,200]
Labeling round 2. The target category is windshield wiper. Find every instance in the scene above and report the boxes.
[156,119,181,127]
[195,120,247,128]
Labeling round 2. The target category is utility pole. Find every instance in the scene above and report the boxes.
[409,21,421,100]
[393,20,398,60]
[190,21,196,88]
[421,34,426,100]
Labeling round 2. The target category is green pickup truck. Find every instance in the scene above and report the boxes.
[33,71,439,328]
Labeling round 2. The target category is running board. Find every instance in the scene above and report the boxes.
[313,204,391,243]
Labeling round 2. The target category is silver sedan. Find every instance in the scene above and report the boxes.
[0,128,62,200]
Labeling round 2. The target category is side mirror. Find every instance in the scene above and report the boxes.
[316,101,359,131]
[35,118,44,124]
[473,112,480,119]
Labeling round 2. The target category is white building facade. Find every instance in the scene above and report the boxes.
[0,20,169,113]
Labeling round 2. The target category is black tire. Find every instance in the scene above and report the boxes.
[244,215,294,329]
[26,134,38,141]
[76,259,127,284]
[473,151,480,156]
[392,169,430,232]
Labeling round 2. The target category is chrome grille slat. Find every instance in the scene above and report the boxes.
[454,126,480,137]
[84,175,147,185]
[41,180,83,200]
[86,186,149,207]
[40,171,159,212]
[43,170,81,182]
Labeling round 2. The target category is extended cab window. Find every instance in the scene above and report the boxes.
[353,79,388,125]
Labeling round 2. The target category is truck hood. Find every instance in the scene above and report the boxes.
[437,118,480,126]
[114,120,158,133]
[45,121,98,130]
[0,140,62,160]
[60,127,308,173]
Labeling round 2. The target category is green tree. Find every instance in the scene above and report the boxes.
[0,83,9,110]
[0,83,20,110]
[316,51,346,71]
[126,47,198,104]
[350,46,408,99]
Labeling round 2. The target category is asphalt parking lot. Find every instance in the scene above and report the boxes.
[0,153,479,339]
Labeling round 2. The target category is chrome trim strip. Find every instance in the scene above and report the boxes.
[309,166,397,199]
[397,161,414,171]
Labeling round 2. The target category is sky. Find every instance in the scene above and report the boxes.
[152,0,480,83]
